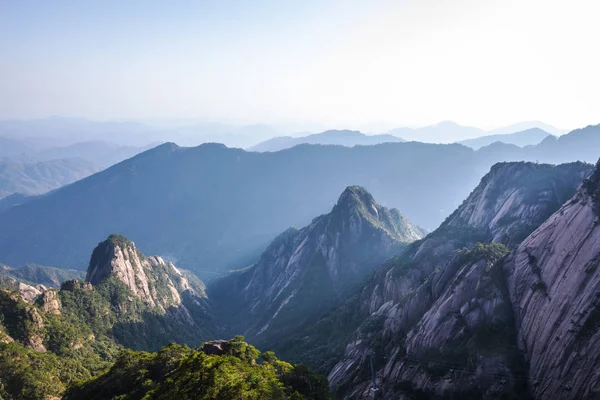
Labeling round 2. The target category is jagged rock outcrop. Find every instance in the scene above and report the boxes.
[37,289,62,315]
[87,234,197,312]
[83,234,213,348]
[0,290,46,352]
[325,161,593,399]
[442,161,592,246]
[17,281,44,303]
[209,186,425,346]
[503,158,600,399]
[200,339,228,356]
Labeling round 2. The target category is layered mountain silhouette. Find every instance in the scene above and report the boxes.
[0,125,598,277]
[458,127,552,149]
[249,130,404,152]
[0,158,97,198]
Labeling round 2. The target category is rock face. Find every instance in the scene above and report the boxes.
[209,186,425,346]
[441,161,592,246]
[37,289,62,315]
[325,161,594,399]
[503,159,600,399]
[200,339,228,356]
[83,234,213,348]
[0,290,47,352]
[87,234,198,312]
[17,282,44,303]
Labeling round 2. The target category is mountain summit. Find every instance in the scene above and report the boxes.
[326,161,594,399]
[209,186,424,346]
[87,234,200,311]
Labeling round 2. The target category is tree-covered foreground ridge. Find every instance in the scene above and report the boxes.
[0,234,331,399]
[64,336,330,400]
[0,285,329,400]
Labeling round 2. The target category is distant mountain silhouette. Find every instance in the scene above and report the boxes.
[0,158,97,199]
[0,136,37,158]
[248,129,404,152]
[458,127,552,149]
[0,117,277,148]
[489,120,567,136]
[386,120,567,143]
[386,121,485,143]
[35,141,153,169]
[0,141,481,274]
[0,136,151,198]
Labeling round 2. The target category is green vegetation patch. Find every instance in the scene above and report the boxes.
[64,337,331,400]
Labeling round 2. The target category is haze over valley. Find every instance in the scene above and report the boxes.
[1,1,599,399]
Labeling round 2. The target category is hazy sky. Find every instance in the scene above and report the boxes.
[1,0,598,129]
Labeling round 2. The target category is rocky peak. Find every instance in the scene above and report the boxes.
[326,161,594,399]
[336,185,377,211]
[331,185,425,243]
[209,186,423,347]
[441,161,593,246]
[37,289,61,315]
[333,185,381,225]
[86,234,193,311]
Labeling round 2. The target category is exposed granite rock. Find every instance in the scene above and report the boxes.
[0,290,46,352]
[209,186,424,346]
[23,304,47,352]
[82,234,213,348]
[504,172,600,399]
[200,339,228,356]
[37,289,62,315]
[442,161,592,247]
[17,281,43,303]
[0,328,14,344]
[327,161,593,399]
[86,234,196,311]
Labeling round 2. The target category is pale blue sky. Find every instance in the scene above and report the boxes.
[1,0,598,130]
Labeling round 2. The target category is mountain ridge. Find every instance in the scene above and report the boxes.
[209,186,424,347]
[249,129,404,152]
[0,125,597,276]
[458,127,552,149]
[321,160,596,399]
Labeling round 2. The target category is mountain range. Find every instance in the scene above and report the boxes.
[457,127,552,149]
[249,130,404,152]
[0,116,567,149]
[0,119,575,201]
[0,158,97,198]
[0,138,152,199]
[0,155,599,399]
[286,160,597,399]
[0,124,598,278]
[250,122,566,152]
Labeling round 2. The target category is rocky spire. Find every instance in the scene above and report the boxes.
[86,234,192,311]
[209,186,424,347]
